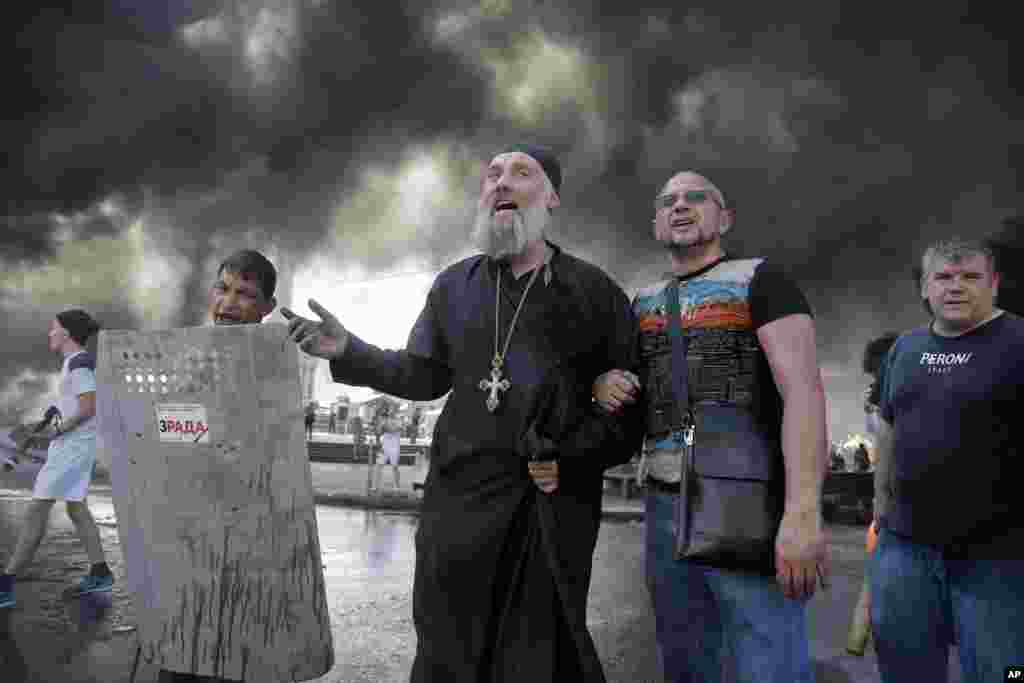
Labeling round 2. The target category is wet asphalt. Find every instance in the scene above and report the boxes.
[0,474,966,682]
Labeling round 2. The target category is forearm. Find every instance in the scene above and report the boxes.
[561,399,644,472]
[872,421,893,519]
[329,333,451,401]
[780,383,828,517]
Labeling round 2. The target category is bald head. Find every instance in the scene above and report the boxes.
[653,171,734,251]
[659,171,727,209]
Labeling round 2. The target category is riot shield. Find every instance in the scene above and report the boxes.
[96,323,333,681]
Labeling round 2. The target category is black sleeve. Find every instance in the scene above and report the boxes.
[328,336,452,401]
[328,281,453,401]
[748,261,813,330]
[550,277,645,474]
[405,277,450,364]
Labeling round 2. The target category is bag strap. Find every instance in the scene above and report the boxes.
[667,277,694,557]
[665,278,691,430]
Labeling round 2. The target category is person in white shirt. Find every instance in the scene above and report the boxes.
[376,407,403,490]
[1,309,113,610]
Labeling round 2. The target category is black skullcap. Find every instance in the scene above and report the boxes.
[56,309,100,346]
[501,143,562,194]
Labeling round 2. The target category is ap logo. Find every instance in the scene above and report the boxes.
[1007,666,1023,680]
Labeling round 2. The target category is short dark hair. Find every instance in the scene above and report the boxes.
[863,332,900,407]
[862,332,900,377]
[217,249,277,300]
[984,218,1024,315]
[56,309,101,346]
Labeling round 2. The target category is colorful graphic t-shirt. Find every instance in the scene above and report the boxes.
[878,312,1024,554]
[633,258,811,483]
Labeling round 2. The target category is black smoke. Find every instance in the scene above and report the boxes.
[1,1,1019,435]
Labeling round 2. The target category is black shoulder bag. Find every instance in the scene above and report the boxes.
[666,278,784,575]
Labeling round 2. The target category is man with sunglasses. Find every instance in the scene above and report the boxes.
[595,171,828,683]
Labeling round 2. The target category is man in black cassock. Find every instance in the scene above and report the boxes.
[282,144,643,682]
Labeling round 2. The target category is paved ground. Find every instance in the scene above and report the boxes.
[0,451,967,682]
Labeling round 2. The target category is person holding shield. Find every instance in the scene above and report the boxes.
[156,247,278,683]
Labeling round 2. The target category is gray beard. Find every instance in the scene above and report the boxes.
[472,202,549,260]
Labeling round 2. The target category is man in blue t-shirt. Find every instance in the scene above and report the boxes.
[872,237,1024,683]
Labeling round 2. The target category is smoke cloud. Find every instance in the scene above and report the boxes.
[1,1,1018,436]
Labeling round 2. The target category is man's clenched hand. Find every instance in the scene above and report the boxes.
[593,369,641,414]
[281,299,350,360]
[528,460,559,494]
[775,509,829,601]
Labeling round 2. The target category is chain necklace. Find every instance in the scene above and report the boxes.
[478,259,544,412]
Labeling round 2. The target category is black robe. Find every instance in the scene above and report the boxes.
[330,242,643,682]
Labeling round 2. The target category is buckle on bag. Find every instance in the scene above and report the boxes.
[672,412,695,447]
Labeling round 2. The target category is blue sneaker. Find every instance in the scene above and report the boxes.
[74,573,114,596]
[0,589,14,609]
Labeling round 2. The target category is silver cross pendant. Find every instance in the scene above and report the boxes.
[479,364,511,413]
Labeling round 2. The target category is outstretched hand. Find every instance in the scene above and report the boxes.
[281,299,350,360]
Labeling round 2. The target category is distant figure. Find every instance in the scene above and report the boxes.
[351,416,366,456]
[408,406,422,446]
[830,444,846,472]
[328,411,337,434]
[863,332,900,451]
[853,444,871,473]
[377,413,402,490]
[1,309,113,611]
[985,217,1024,316]
[304,402,316,441]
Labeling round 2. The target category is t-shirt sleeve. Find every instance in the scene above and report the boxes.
[878,343,898,424]
[69,368,97,396]
[748,261,813,330]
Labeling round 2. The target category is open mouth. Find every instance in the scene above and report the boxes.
[493,200,518,214]
[215,315,244,325]
[671,217,696,227]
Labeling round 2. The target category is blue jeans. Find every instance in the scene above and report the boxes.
[870,527,1024,683]
[644,492,813,683]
